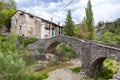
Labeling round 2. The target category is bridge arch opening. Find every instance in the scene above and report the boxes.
[45,42,79,61]
[91,57,120,79]
[91,57,106,74]
[45,41,79,55]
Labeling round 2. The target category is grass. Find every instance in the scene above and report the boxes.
[70,66,81,73]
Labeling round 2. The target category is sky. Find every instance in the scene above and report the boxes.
[15,0,120,25]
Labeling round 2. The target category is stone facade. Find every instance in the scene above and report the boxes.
[11,10,63,39]
[29,35,120,77]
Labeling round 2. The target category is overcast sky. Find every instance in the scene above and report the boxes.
[15,0,120,25]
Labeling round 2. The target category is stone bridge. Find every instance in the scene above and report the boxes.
[29,35,120,76]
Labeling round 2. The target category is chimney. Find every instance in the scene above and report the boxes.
[58,22,60,26]
[51,17,53,22]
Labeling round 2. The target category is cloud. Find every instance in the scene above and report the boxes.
[15,0,120,25]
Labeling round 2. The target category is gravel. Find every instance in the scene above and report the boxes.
[45,59,92,80]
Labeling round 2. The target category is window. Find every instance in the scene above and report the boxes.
[29,15,34,18]
[51,28,55,37]
[45,22,50,29]
[16,19,17,24]
[20,25,22,30]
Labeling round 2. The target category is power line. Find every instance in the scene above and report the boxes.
[51,0,74,18]
[61,0,74,11]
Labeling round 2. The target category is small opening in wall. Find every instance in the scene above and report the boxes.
[22,34,24,36]
[20,13,24,15]
[29,15,34,18]
[16,19,17,24]
[59,31,61,35]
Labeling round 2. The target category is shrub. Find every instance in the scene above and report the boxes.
[30,73,48,80]
[56,43,77,59]
[0,31,48,80]
[18,36,38,47]
[0,52,28,80]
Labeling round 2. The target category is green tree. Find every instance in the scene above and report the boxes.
[63,10,75,36]
[0,9,15,29]
[75,20,90,39]
[99,31,117,44]
[85,0,95,40]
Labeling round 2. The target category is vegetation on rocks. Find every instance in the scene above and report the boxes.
[0,0,16,30]
[97,18,120,44]
[18,36,38,47]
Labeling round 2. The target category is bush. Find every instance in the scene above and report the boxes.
[18,36,38,47]
[56,43,77,59]
[0,31,47,80]
[30,73,48,80]
[93,67,113,80]
[0,52,28,80]
[70,66,81,73]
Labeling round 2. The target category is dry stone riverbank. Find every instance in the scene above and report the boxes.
[45,59,92,80]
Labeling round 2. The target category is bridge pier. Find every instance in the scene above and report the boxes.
[80,56,104,77]
[80,64,104,77]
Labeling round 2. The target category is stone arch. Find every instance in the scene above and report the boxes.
[45,42,60,53]
[44,41,79,57]
[90,52,120,75]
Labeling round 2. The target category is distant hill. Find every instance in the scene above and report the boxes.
[96,18,120,38]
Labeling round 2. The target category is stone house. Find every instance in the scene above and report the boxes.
[11,10,63,39]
